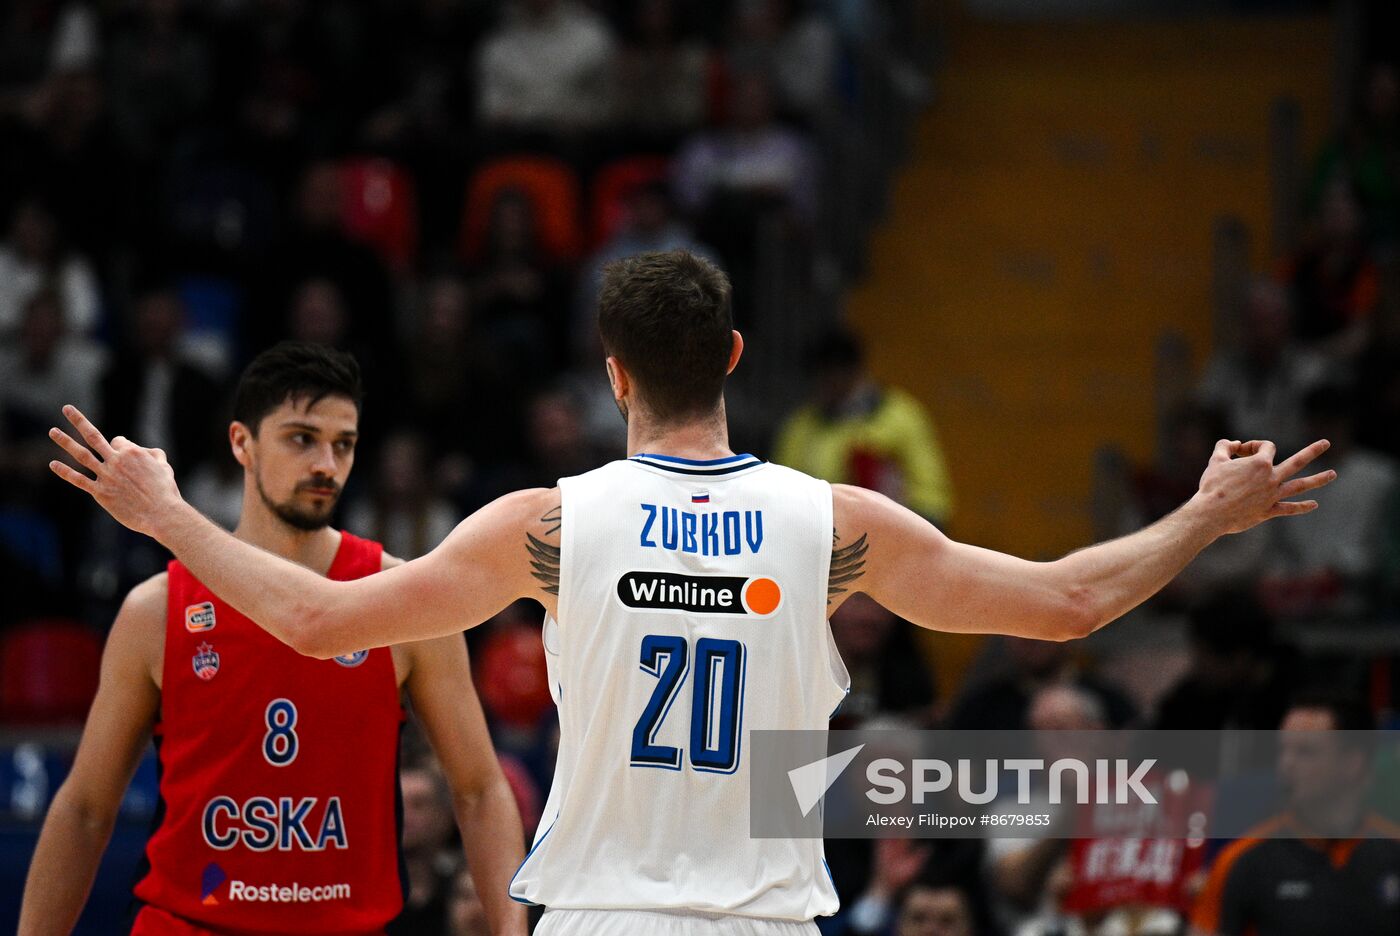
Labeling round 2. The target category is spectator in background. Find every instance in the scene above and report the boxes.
[610,0,708,143]
[513,389,599,490]
[1283,174,1380,356]
[0,288,105,444]
[0,288,107,595]
[1190,693,1400,936]
[214,0,349,178]
[105,0,211,166]
[470,187,569,375]
[405,268,522,470]
[1355,260,1400,460]
[100,282,223,478]
[726,0,839,122]
[983,685,1104,936]
[287,275,399,443]
[354,1,489,245]
[0,196,101,337]
[1131,404,1231,526]
[1196,278,1327,456]
[476,0,616,133]
[573,181,714,359]
[1306,62,1398,244]
[388,763,459,936]
[776,327,954,526]
[829,593,938,727]
[8,55,132,260]
[895,883,979,936]
[1263,384,1399,617]
[1153,592,1296,731]
[674,68,819,225]
[826,838,992,936]
[948,637,1136,732]
[1122,404,1271,605]
[257,161,396,357]
[288,275,352,349]
[184,445,243,531]
[345,429,458,560]
[447,866,492,936]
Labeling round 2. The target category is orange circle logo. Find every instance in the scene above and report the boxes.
[742,577,782,616]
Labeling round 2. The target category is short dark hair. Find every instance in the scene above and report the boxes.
[1286,689,1375,732]
[597,251,734,422]
[1285,689,1377,762]
[232,341,363,434]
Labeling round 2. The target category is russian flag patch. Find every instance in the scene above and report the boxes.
[692,491,710,504]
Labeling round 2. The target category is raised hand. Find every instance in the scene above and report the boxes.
[869,837,932,897]
[1195,438,1336,536]
[48,404,185,541]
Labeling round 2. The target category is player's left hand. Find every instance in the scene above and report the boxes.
[48,404,184,541]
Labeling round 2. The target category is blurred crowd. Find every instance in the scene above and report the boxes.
[1110,61,1400,623]
[0,0,930,623]
[1,2,1398,935]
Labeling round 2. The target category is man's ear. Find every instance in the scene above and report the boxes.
[727,330,744,375]
[606,355,630,402]
[229,421,253,468]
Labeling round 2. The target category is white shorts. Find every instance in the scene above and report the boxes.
[534,909,821,936]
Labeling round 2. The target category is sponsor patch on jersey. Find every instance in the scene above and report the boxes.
[334,650,369,668]
[192,642,220,681]
[185,601,216,633]
[201,862,228,905]
[616,571,783,617]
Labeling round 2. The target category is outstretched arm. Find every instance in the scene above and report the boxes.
[832,438,1335,640]
[49,406,560,658]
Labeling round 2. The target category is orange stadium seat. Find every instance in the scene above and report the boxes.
[0,619,102,725]
[459,155,583,264]
[340,157,420,276]
[589,155,672,247]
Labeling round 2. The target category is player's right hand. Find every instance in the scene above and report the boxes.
[49,404,184,541]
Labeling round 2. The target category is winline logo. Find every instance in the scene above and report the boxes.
[617,571,783,617]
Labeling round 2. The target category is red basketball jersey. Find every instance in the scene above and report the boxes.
[132,531,405,935]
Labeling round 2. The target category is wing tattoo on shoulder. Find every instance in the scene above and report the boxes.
[829,531,869,604]
[526,503,563,596]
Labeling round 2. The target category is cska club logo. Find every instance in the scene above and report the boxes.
[192,643,221,681]
[185,601,216,633]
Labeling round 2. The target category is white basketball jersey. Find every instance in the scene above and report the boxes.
[509,453,851,919]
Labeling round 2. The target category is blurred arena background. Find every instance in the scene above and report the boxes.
[0,0,1397,933]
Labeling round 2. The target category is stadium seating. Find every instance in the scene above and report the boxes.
[0,620,102,725]
[459,156,584,264]
[340,157,420,276]
[588,155,673,247]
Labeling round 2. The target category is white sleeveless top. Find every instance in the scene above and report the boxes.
[509,453,851,919]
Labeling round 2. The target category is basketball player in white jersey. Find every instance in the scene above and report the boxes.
[50,251,1335,936]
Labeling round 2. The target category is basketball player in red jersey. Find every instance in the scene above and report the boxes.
[20,343,526,936]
